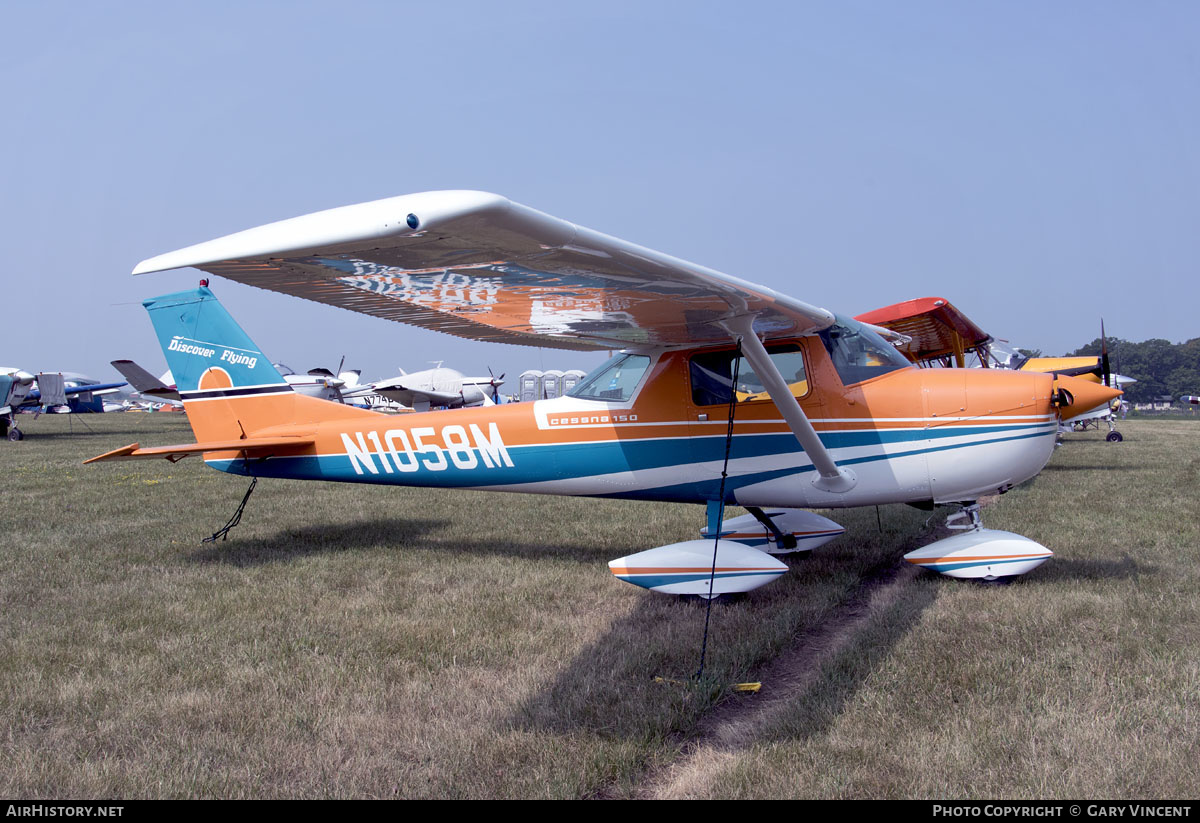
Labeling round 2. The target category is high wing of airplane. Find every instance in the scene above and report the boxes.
[29,373,127,412]
[91,191,1121,590]
[1,368,127,440]
[855,297,994,368]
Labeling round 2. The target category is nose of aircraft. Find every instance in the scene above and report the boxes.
[1053,374,1123,418]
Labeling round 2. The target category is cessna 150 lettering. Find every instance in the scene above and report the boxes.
[88,191,1121,592]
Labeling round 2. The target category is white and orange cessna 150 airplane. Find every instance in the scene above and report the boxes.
[88,191,1121,593]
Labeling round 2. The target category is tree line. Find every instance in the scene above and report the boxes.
[1064,337,1200,403]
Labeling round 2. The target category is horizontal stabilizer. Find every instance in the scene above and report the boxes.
[85,436,315,464]
[111,359,181,400]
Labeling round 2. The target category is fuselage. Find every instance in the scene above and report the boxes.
[198,335,1061,509]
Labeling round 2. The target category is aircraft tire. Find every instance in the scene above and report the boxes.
[8,428,22,442]
[1106,431,1123,442]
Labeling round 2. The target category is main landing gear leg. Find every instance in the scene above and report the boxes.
[745,506,798,551]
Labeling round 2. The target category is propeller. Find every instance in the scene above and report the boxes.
[487,367,506,403]
[307,353,349,403]
[331,355,347,403]
[1100,319,1112,389]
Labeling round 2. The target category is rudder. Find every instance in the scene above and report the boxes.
[144,286,293,442]
[145,287,287,392]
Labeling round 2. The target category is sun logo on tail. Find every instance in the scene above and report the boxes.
[198,367,233,391]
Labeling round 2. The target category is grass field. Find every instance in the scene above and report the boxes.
[1,413,1196,798]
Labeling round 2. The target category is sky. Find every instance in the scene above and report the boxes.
[3,1,1197,390]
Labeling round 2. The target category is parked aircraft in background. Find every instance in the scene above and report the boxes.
[0,368,35,439]
[116,357,368,406]
[343,365,504,412]
[91,191,1121,592]
[112,360,182,403]
[858,298,1132,442]
[1,368,126,440]
[855,297,994,369]
[1014,335,1134,441]
[274,363,362,403]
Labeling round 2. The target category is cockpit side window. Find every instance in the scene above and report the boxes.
[689,343,808,406]
[567,354,651,402]
[818,316,911,385]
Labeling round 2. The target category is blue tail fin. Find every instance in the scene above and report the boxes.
[144,287,288,395]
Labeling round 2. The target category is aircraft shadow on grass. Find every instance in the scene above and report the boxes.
[188,517,614,568]
[509,548,940,744]
[10,419,194,443]
[751,579,941,747]
[505,532,1145,743]
[1039,464,1138,473]
[1037,554,1154,582]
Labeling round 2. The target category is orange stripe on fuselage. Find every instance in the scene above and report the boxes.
[181,339,1057,461]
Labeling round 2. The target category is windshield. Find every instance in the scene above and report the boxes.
[988,342,1029,370]
[566,354,651,402]
[818,316,911,385]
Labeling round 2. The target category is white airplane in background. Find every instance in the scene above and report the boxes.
[0,368,36,439]
[343,364,505,412]
[273,363,364,403]
[116,356,500,413]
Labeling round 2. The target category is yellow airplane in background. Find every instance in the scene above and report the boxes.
[856,300,1129,441]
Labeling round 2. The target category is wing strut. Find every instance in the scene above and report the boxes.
[721,315,857,493]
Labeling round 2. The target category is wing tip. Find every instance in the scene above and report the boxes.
[130,190,511,276]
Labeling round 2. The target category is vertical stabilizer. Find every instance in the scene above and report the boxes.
[143,287,293,442]
[144,287,287,392]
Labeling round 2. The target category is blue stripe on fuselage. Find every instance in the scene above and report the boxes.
[203,421,1055,503]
